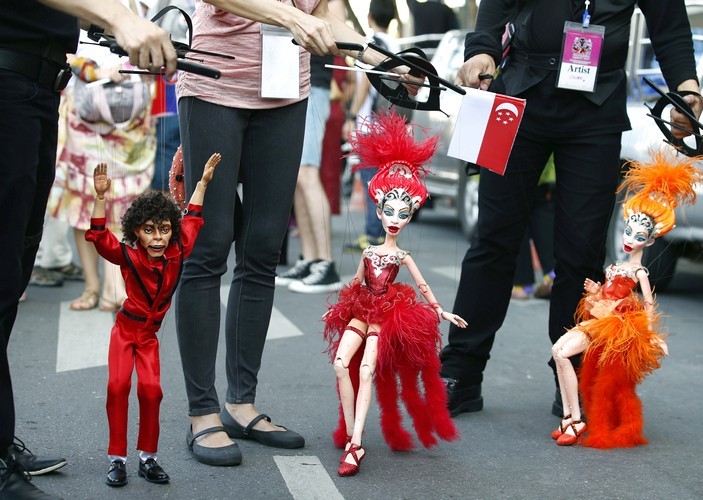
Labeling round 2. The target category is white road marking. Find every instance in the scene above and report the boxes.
[56,302,113,373]
[220,284,304,339]
[274,456,343,500]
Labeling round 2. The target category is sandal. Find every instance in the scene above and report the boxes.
[556,419,587,446]
[29,266,63,287]
[99,297,125,313]
[338,443,365,477]
[70,290,99,311]
[551,414,572,440]
[51,263,84,281]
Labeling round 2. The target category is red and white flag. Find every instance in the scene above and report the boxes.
[447,87,526,175]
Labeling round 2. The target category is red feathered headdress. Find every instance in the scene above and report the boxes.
[349,110,438,213]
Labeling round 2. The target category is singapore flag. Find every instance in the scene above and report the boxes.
[448,87,526,175]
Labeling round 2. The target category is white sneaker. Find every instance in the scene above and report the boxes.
[288,261,343,294]
[275,257,319,286]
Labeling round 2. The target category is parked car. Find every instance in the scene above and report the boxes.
[414,5,703,290]
[603,2,703,292]
[411,29,478,238]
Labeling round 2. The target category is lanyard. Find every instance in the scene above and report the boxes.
[582,0,591,28]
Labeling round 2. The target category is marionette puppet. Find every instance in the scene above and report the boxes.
[323,112,465,477]
[551,151,700,449]
[86,153,220,487]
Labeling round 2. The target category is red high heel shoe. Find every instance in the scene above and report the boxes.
[340,435,352,464]
[556,420,586,446]
[338,444,365,477]
[551,414,572,440]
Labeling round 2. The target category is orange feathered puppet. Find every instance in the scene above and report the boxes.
[551,151,700,449]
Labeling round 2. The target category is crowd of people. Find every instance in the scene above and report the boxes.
[2,0,701,498]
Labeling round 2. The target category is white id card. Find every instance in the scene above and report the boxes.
[260,23,300,99]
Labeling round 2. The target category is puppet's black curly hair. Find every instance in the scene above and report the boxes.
[121,191,182,245]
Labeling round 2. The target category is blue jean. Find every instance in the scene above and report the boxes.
[0,69,60,449]
[150,114,180,191]
[359,166,384,240]
[176,97,306,415]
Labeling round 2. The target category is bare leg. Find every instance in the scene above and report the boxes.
[295,166,332,262]
[552,328,589,435]
[71,228,99,310]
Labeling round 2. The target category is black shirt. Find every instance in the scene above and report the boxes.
[0,0,79,58]
[465,0,697,136]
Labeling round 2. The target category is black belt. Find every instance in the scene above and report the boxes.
[0,47,72,92]
[119,308,162,326]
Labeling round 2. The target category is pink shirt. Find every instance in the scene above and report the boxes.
[177,0,318,109]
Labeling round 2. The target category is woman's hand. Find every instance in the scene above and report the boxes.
[454,53,496,90]
[93,163,111,198]
[441,311,467,328]
[584,278,601,294]
[288,11,338,56]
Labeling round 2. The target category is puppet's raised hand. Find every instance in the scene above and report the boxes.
[584,278,601,294]
[200,153,221,186]
[441,311,467,328]
[93,163,111,198]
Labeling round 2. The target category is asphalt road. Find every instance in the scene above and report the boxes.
[10,205,703,500]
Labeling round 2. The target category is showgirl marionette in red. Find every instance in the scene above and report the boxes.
[86,154,219,486]
[323,111,466,477]
[551,151,700,449]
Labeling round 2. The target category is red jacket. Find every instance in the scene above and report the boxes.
[86,203,204,325]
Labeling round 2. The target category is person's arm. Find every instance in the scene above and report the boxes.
[403,255,467,328]
[204,0,339,56]
[454,0,514,89]
[38,0,178,77]
[187,153,221,207]
[640,0,702,139]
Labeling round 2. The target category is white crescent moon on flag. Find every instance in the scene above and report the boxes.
[495,102,520,116]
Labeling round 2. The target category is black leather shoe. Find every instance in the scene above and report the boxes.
[186,426,242,466]
[1,454,61,499]
[105,460,127,487]
[138,458,169,484]
[443,377,483,417]
[220,409,305,449]
[12,437,67,476]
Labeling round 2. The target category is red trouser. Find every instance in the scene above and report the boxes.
[106,314,163,456]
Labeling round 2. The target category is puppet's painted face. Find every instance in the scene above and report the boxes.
[135,220,172,260]
[378,198,412,236]
[622,219,654,255]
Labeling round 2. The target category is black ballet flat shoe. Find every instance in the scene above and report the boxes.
[220,410,305,449]
[443,378,483,417]
[186,426,242,467]
[105,460,127,487]
[138,458,169,483]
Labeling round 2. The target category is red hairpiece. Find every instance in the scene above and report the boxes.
[348,110,438,210]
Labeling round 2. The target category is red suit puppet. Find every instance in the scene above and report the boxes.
[551,151,700,448]
[86,154,220,487]
[323,112,465,477]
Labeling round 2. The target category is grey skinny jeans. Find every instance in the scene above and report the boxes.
[176,96,306,416]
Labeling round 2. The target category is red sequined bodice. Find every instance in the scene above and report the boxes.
[362,247,407,295]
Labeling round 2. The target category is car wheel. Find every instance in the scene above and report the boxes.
[606,202,680,292]
[458,172,479,239]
